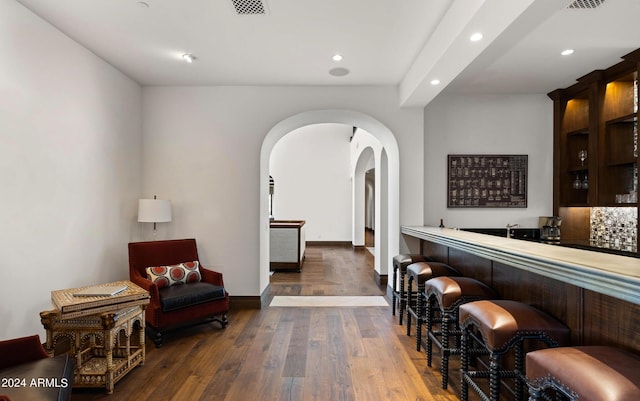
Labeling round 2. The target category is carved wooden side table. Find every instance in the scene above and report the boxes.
[41,280,150,394]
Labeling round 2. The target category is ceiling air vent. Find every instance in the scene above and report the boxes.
[232,0,268,15]
[566,0,605,9]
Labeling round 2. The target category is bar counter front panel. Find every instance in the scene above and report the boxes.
[401,226,640,353]
[270,220,306,271]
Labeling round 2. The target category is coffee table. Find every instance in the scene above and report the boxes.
[41,280,150,394]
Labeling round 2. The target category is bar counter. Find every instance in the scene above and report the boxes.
[401,226,640,352]
[401,226,640,305]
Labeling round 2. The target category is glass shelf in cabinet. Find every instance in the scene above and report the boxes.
[606,160,636,167]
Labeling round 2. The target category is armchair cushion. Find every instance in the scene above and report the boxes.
[160,282,226,312]
[0,354,73,401]
[0,335,73,401]
[146,261,202,288]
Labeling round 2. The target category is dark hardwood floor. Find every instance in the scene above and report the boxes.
[71,245,462,401]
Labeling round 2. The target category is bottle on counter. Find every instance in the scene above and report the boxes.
[439,219,445,228]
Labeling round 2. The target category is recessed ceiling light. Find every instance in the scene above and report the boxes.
[430,79,441,85]
[182,53,196,63]
[329,67,349,77]
[561,49,575,56]
[470,32,483,42]
[332,54,343,62]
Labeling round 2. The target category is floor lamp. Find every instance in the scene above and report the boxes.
[138,196,172,240]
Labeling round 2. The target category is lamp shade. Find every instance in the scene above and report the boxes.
[138,199,172,223]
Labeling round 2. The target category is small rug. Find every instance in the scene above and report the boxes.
[269,296,388,307]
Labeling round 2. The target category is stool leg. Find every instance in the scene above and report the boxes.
[460,326,469,401]
[426,294,433,367]
[489,352,500,401]
[440,310,450,389]
[399,272,406,325]
[515,341,524,401]
[415,282,424,351]
[406,275,414,336]
[392,265,398,316]
[454,309,462,350]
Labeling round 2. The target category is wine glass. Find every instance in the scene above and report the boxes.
[582,174,589,189]
[578,149,587,166]
[573,174,582,190]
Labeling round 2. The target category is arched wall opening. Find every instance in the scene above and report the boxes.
[270,123,352,243]
[351,129,389,276]
[379,149,390,279]
[365,169,375,237]
[352,147,375,250]
[259,109,400,297]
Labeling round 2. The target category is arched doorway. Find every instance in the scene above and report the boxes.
[352,146,374,249]
[365,169,375,249]
[259,109,399,298]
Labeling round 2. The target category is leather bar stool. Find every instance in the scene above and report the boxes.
[526,346,640,401]
[391,254,432,325]
[459,300,570,401]
[405,262,460,350]
[424,276,498,389]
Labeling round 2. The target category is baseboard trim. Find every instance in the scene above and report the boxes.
[306,241,352,247]
[374,271,388,287]
[230,295,262,310]
[270,261,303,271]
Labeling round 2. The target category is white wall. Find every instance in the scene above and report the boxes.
[270,123,352,242]
[365,171,375,230]
[0,1,142,339]
[350,127,391,274]
[424,93,553,229]
[142,86,424,296]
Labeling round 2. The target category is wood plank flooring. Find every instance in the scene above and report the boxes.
[71,245,462,401]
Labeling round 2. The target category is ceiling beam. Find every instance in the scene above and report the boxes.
[398,0,543,108]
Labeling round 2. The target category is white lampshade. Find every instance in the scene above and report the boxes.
[138,199,172,223]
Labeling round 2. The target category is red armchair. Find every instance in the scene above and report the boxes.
[128,239,229,347]
[0,335,73,401]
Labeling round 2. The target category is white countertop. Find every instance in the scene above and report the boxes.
[401,226,640,305]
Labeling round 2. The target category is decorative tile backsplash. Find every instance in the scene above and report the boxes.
[590,207,638,252]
